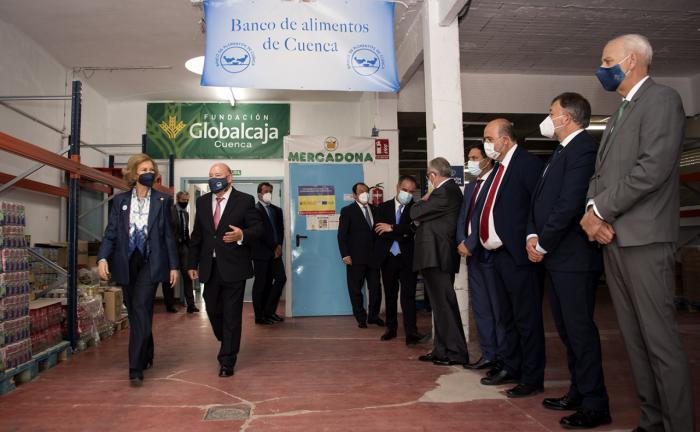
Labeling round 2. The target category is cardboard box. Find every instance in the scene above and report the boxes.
[103,288,123,322]
[87,256,97,268]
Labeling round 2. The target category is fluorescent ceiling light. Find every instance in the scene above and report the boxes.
[185,56,204,75]
[586,125,607,130]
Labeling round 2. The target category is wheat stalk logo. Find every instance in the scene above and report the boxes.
[159,116,186,140]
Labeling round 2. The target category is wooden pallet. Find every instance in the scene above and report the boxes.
[33,341,72,373]
[0,341,72,395]
[113,315,129,332]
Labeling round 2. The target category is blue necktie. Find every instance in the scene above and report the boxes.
[265,205,279,244]
[363,205,372,228]
[390,204,403,256]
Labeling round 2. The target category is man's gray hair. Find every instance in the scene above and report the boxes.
[613,34,653,67]
[176,191,189,199]
[428,157,453,177]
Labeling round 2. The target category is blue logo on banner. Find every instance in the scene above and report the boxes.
[216,43,255,74]
[348,45,384,77]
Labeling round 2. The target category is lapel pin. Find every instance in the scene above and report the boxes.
[160,197,164,201]
[122,205,128,211]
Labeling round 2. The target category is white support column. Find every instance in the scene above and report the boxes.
[422,0,464,166]
[422,0,471,344]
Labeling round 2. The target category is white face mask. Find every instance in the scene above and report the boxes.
[358,192,369,205]
[539,114,566,139]
[466,160,483,177]
[484,140,501,160]
[261,192,272,204]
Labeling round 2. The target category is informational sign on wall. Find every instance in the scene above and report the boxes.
[145,103,289,159]
[201,0,399,92]
[374,138,389,160]
[298,185,336,215]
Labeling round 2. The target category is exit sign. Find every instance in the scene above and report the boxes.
[232,170,242,176]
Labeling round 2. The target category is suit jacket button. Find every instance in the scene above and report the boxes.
[213,235,217,239]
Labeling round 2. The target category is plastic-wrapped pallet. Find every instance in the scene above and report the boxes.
[0,202,32,372]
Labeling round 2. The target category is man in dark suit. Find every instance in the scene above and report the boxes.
[456,144,504,371]
[477,119,545,399]
[187,163,264,377]
[169,191,199,313]
[527,93,610,429]
[582,34,694,432]
[373,175,426,344]
[412,157,468,366]
[251,182,286,325]
[338,182,383,328]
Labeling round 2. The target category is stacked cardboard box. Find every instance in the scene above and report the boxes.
[29,299,63,353]
[0,202,32,371]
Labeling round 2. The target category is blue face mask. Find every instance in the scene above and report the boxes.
[137,172,155,188]
[397,190,413,205]
[208,177,229,193]
[595,55,630,91]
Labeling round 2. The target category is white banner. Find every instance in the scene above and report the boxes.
[201,0,399,92]
[285,135,393,206]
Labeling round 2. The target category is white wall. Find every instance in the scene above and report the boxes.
[399,70,699,116]
[0,19,110,243]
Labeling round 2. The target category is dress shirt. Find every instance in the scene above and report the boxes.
[481,145,518,250]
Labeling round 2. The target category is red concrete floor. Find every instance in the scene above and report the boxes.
[0,288,698,432]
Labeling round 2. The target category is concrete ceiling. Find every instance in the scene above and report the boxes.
[1,0,698,102]
[458,0,700,76]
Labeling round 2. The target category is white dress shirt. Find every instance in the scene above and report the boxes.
[588,75,650,220]
[481,145,518,250]
[528,129,584,254]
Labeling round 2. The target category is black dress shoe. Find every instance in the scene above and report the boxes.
[166,307,178,313]
[433,357,468,366]
[542,394,582,411]
[380,329,397,341]
[143,360,153,370]
[367,317,385,327]
[358,322,368,328]
[506,383,544,398]
[480,369,519,386]
[268,313,284,322]
[129,369,144,387]
[418,353,437,362]
[486,361,504,378]
[463,357,495,370]
[187,306,200,313]
[219,366,234,377]
[255,318,274,325]
[405,333,429,346]
[559,409,611,429]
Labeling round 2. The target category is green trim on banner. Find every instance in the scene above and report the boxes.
[146,103,289,159]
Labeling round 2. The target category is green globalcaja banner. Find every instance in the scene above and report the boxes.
[145,103,289,159]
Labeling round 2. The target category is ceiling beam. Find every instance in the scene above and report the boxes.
[438,0,469,26]
[396,8,424,87]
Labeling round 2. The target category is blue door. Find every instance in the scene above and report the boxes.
[289,163,364,316]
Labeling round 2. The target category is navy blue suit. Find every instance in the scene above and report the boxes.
[456,171,505,362]
[528,131,608,411]
[97,188,178,373]
[475,145,545,387]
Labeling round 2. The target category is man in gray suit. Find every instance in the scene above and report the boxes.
[582,34,694,432]
[412,157,468,366]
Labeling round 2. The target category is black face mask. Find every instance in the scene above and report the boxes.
[138,172,156,188]
[177,201,188,209]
